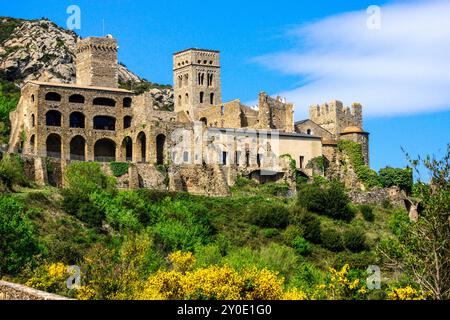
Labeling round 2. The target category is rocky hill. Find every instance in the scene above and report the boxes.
[0,17,173,110]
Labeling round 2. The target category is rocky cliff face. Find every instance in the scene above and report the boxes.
[0,17,173,110]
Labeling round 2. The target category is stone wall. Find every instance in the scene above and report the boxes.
[0,281,71,300]
[257,92,294,132]
[75,36,119,88]
[349,186,406,207]
[168,164,230,196]
[309,100,363,136]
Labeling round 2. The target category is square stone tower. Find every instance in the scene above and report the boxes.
[173,48,222,118]
[75,36,119,88]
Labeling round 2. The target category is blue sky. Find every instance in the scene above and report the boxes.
[2,0,449,173]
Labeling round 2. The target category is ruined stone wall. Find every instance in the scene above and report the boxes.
[8,84,40,153]
[75,37,118,88]
[168,164,230,196]
[257,92,294,132]
[196,99,243,128]
[0,281,71,300]
[349,186,406,207]
[240,105,259,127]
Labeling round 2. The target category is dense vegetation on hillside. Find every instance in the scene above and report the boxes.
[0,146,448,300]
[0,72,20,144]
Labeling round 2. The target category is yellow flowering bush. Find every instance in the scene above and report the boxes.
[169,251,196,273]
[136,252,290,300]
[182,265,244,300]
[137,270,184,300]
[242,268,284,300]
[76,285,96,300]
[388,286,428,300]
[282,288,308,300]
[26,262,69,294]
[311,264,368,300]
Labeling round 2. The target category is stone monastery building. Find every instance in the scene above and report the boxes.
[8,35,369,195]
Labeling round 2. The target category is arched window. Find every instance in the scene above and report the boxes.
[31,114,35,127]
[185,93,189,104]
[208,74,213,86]
[70,112,85,128]
[122,137,132,161]
[178,95,182,106]
[45,92,61,102]
[199,92,204,104]
[29,135,35,154]
[70,136,86,161]
[220,105,224,115]
[210,93,215,105]
[200,117,208,126]
[306,129,312,135]
[123,116,132,129]
[93,97,116,107]
[31,95,35,102]
[198,73,205,85]
[69,94,85,104]
[183,74,189,86]
[156,134,166,165]
[46,133,61,158]
[178,75,183,88]
[94,138,116,162]
[93,116,116,131]
[123,97,132,108]
[46,110,62,127]
[137,132,147,163]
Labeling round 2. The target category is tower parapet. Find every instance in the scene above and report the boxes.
[75,36,118,88]
[309,100,363,136]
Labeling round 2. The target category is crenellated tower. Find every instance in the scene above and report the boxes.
[75,35,119,88]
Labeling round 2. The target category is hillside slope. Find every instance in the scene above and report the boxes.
[0,17,173,110]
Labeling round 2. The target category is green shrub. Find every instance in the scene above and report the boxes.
[259,182,290,196]
[263,228,279,238]
[381,198,393,209]
[152,219,209,252]
[114,191,151,224]
[224,243,299,281]
[109,162,130,177]
[246,202,290,229]
[292,236,311,256]
[289,206,322,244]
[343,228,367,252]
[298,181,354,221]
[62,162,116,227]
[321,228,344,252]
[150,199,212,252]
[90,192,140,232]
[234,176,257,188]
[378,167,413,193]
[0,197,43,275]
[282,225,303,246]
[194,244,223,268]
[0,153,28,190]
[360,205,375,222]
[387,207,410,239]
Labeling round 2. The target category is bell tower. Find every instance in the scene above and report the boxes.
[173,48,222,118]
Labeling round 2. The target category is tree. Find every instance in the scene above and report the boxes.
[380,145,449,299]
[0,197,42,275]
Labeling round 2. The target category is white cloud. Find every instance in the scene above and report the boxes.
[254,0,450,119]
